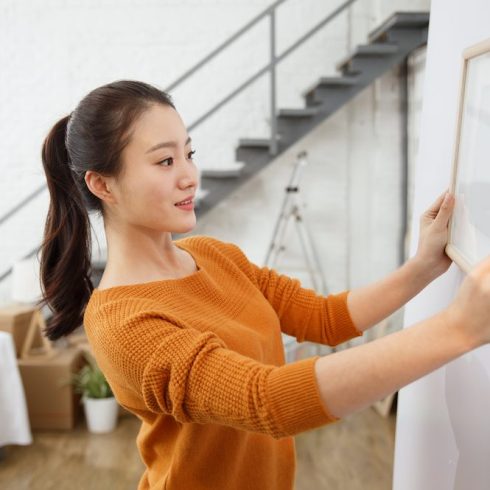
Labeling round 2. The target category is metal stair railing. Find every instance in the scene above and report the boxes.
[0,186,46,283]
[179,0,357,154]
[0,0,358,284]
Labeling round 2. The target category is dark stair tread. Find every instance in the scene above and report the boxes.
[200,162,245,179]
[302,76,360,99]
[278,107,320,117]
[356,43,400,55]
[238,136,281,148]
[368,12,430,43]
[336,43,399,72]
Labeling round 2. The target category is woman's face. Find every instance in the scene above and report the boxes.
[107,103,199,234]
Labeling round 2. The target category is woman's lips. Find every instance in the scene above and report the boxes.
[175,195,194,205]
[175,200,194,210]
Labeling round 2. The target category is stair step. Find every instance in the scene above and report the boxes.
[319,76,359,86]
[368,12,430,43]
[301,76,359,99]
[357,43,399,55]
[278,107,319,117]
[238,136,281,148]
[196,12,429,220]
[200,162,245,178]
[336,43,399,72]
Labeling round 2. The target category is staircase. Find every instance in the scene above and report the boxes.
[0,6,429,293]
[195,11,429,219]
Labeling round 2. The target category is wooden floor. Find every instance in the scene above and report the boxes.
[0,406,396,489]
[294,406,397,490]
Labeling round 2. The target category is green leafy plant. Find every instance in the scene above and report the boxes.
[71,351,113,399]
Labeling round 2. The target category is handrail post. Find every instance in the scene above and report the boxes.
[269,9,278,156]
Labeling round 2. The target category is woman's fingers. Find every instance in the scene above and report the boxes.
[424,188,449,218]
[421,188,454,228]
[433,191,455,228]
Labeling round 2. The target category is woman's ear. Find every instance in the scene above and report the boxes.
[84,170,117,204]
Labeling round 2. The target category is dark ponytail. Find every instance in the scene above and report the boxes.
[37,80,175,341]
[36,114,93,340]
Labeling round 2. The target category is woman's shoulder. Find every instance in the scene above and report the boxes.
[176,234,245,259]
[176,233,227,248]
[83,293,163,333]
[177,234,254,276]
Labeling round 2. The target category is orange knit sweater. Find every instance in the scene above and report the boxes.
[83,234,363,490]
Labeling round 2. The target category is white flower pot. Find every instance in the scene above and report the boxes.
[82,396,119,433]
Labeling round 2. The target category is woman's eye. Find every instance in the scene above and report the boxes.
[157,150,196,166]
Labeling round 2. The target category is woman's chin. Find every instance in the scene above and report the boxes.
[175,220,196,234]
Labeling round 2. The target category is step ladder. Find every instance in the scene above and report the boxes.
[263,150,333,359]
[264,150,328,295]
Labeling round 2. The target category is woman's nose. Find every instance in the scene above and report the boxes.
[178,159,198,189]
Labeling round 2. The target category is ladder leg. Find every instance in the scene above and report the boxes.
[263,151,337,359]
[292,193,328,295]
[271,207,294,268]
[264,191,292,265]
[299,210,329,295]
[294,209,320,291]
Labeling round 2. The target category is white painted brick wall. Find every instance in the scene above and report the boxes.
[0,0,430,306]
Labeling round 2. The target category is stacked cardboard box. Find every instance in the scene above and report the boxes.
[17,347,86,430]
[0,303,35,357]
[0,304,87,430]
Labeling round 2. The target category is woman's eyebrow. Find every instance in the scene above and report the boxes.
[146,135,192,153]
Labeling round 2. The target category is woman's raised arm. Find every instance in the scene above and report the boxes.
[347,190,457,332]
[315,254,490,418]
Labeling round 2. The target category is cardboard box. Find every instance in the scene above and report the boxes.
[0,303,37,357]
[17,347,87,430]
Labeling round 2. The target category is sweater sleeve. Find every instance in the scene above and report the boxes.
[208,237,363,346]
[248,262,363,346]
[98,306,341,440]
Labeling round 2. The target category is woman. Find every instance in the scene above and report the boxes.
[38,79,490,490]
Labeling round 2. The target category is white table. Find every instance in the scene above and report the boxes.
[0,331,32,449]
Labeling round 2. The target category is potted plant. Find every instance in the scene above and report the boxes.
[71,351,119,433]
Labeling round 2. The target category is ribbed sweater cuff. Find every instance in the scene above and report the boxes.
[334,290,363,339]
[267,356,340,437]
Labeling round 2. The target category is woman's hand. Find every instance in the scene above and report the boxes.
[446,253,490,347]
[414,189,456,278]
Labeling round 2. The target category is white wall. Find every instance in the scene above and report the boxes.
[393,1,490,488]
[0,0,429,328]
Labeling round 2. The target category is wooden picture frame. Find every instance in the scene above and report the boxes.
[446,38,490,273]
